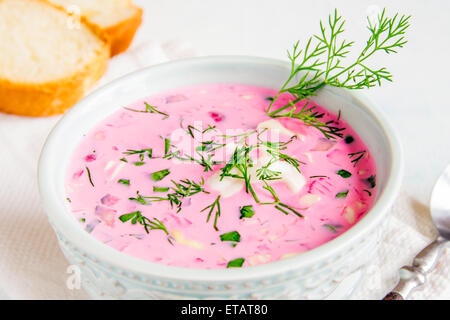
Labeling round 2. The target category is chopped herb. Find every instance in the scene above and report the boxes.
[261,181,280,203]
[134,179,209,213]
[220,231,241,242]
[349,151,366,167]
[323,224,339,233]
[367,175,376,188]
[80,218,86,223]
[129,192,147,205]
[310,175,328,178]
[227,258,245,268]
[151,169,170,181]
[266,96,274,101]
[337,169,352,178]
[134,161,146,166]
[336,190,349,198]
[119,211,139,223]
[196,145,209,152]
[275,203,304,218]
[164,138,171,156]
[201,195,221,231]
[85,167,94,187]
[120,157,128,163]
[124,148,153,161]
[363,189,373,196]
[202,125,216,133]
[124,102,169,117]
[265,148,304,174]
[256,160,282,181]
[153,186,169,192]
[119,211,169,235]
[66,197,71,203]
[186,125,200,138]
[118,179,130,186]
[344,136,354,144]
[266,9,410,139]
[239,205,255,219]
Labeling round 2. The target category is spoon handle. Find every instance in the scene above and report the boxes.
[383,236,447,300]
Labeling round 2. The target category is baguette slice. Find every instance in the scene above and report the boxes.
[0,0,109,117]
[48,0,143,56]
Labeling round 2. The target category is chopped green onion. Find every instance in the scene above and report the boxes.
[151,169,170,181]
[153,186,169,192]
[239,205,255,219]
[323,224,339,233]
[220,231,241,242]
[335,190,349,198]
[118,179,130,186]
[336,169,352,178]
[227,258,245,268]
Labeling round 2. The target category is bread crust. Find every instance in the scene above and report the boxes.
[0,0,110,117]
[104,5,143,57]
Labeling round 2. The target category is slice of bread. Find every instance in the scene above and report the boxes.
[48,0,143,56]
[0,0,110,117]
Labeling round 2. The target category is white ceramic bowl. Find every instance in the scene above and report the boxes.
[38,56,403,300]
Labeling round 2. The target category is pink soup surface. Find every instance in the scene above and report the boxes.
[65,84,376,269]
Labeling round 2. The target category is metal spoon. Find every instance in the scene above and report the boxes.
[383,164,450,300]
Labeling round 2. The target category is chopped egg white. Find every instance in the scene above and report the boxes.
[247,254,272,266]
[109,162,126,181]
[257,119,296,138]
[299,193,320,207]
[104,160,116,171]
[280,253,298,260]
[303,152,313,163]
[207,168,244,198]
[171,230,204,250]
[266,161,306,193]
[343,206,356,224]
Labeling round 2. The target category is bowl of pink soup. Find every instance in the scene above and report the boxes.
[39,56,403,299]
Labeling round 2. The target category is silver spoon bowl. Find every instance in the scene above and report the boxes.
[384,164,450,300]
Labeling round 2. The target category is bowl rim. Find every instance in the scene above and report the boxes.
[38,55,403,282]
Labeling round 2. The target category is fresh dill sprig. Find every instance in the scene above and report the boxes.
[267,9,410,139]
[268,100,345,139]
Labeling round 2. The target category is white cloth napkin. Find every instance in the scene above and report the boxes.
[0,37,448,300]
[353,191,449,299]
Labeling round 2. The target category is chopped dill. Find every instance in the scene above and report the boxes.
[85,167,94,187]
[124,102,169,118]
[201,195,221,231]
[348,150,366,167]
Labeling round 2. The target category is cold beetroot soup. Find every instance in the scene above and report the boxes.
[65,83,376,269]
